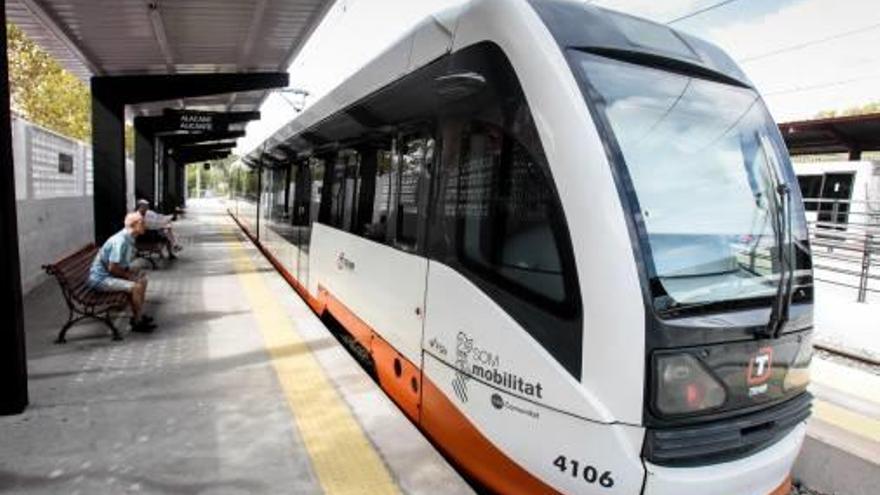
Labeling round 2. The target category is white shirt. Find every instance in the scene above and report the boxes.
[143,210,172,230]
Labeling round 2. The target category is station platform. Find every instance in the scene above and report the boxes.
[0,200,473,495]
[795,356,880,495]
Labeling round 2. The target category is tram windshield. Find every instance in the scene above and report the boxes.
[575,52,810,313]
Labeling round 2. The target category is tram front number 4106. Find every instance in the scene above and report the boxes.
[553,455,614,488]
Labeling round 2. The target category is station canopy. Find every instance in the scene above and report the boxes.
[5,0,334,116]
[779,113,880,159]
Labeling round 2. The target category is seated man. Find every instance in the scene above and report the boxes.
[88,212,156,333]
[136,199,182,258]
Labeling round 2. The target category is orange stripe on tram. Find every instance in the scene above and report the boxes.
[319,289,422,423]
[314,284,555,493]
[421,377,560,495]
[768,477,791,495]
[318,286,373,350]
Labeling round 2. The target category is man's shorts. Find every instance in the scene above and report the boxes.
[90,276,136,293]
[140,230,167,243]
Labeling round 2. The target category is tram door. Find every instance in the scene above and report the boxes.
[289,161,310,283]
[370,131,434,421]
[314,132,434,421]
[299,158,326,286]
[372,131,435,369]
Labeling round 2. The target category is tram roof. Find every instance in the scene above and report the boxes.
[5,0,334,116]
[779,113,880,157]
[240,0,752,167]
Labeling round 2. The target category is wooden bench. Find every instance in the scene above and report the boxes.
[135,240,164,269]
[42,244,129,343]
[135,230,167,268]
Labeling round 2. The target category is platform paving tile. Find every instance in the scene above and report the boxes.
[1,201,471,495]
[0,206,322,494]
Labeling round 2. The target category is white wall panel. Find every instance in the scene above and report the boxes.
[11,117,95,293]
[28,123,81,199]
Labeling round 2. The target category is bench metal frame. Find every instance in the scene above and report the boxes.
[135,241,165,269]
[135,231,169,269]
[43,245,129,343]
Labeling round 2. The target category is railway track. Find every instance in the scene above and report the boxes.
[815,343,880,370]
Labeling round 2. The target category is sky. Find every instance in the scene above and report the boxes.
[237,0,880,154]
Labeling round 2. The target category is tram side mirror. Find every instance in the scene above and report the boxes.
[434,71,487,101]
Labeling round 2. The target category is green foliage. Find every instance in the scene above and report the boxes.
[815,101,880,119]
[225,160,260,200]
[7,23,91,141]
[186,155,239,198]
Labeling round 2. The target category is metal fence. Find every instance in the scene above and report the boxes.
[804,198,880,302]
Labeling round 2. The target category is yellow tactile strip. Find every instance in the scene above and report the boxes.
[227,229,400,495]
[813,400,880,443]
[811,358,880,443]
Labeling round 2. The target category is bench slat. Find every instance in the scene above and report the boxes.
[54,254,94,282]
[46,246,128,310]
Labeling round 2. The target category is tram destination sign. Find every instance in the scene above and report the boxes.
[168,110,229,133]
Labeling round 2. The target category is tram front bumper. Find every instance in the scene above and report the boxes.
[642,423,805,495]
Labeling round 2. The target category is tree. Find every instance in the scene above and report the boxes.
[6,23,91,141]
[186,155,239,198]
[814,101,880,119]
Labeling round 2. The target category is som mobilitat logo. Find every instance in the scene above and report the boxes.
[491,393,504,410]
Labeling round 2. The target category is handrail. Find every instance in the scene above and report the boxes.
[802,197,878,302]
[802,197,880,206]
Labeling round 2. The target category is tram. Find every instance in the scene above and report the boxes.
[229,1,814,493]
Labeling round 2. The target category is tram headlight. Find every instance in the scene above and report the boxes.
[784,337,812,392]
[655,354,726,415]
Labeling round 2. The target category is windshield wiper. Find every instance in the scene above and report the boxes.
[736,260,762,277]
[655,296,773,319]
[759,142,794,339]
[777,184,796,337]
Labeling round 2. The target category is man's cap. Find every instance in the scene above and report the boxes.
[136,199,150,206]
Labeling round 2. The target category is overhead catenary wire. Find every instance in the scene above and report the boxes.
[589,1,878,115]
[666,0,742,24]
[739,21,880,63]
[763,73,880,96]
[586,0,741,23]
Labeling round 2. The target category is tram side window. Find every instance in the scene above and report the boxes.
[323,150,362,232]
[367,150,394,243]
[286,163,296,221]
[351,147,379,238]
[266,167,287,224]
[396,136,434,250]
[292,162,311,226]
[453,121,567,304]
[433,41,581,377]
[310,158,325,225]
[343,151,360,232]
[328,156,347,228]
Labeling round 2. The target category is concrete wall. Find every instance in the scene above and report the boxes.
[10,116,135,294]
[16,197,95,293]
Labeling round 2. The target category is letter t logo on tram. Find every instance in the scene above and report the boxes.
[747,347,774,385]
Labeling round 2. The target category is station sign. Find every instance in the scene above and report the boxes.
[168,110,229,133]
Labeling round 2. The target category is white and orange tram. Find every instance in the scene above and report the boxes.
[229,1,815,493]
